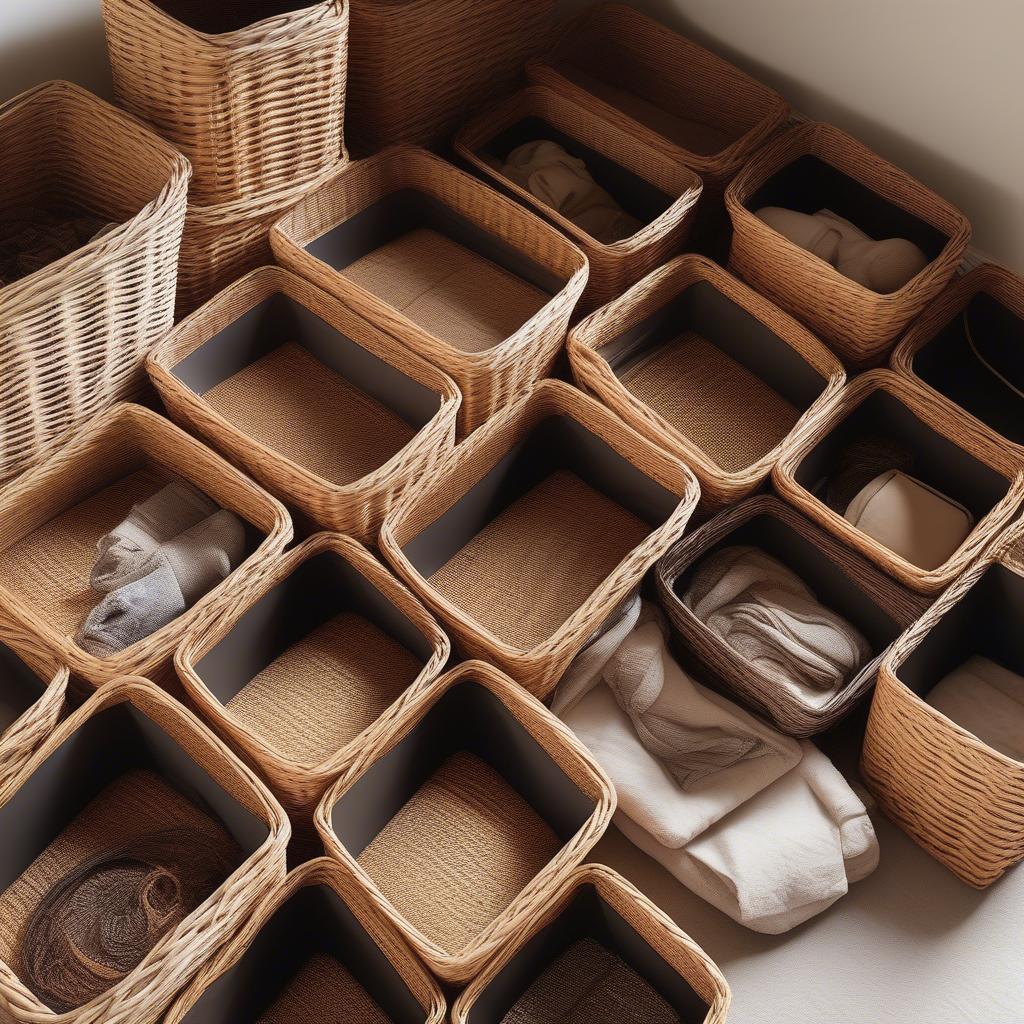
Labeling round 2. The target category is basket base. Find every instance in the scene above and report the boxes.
[258,952,388,1024]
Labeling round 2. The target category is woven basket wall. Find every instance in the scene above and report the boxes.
[0,677,288,1024]
[346,0,556,154]
[379,379,700,698]
[455,85,702,311]
[315,660,615,984]
[569,253,845,509]
[0,403,292,689]
[102,0,349,204]
[0,81,188,485]
[149,267,461,543]
[726,121,972,367]
[452,864,731,1024]
[271,146,589,437]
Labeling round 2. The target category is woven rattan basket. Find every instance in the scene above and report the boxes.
[657,494,930,737]
[0,676,288,1024]
[149,267,461,542]
[0,80,189,484]
[0,403,292,690]
[726,121,972,367]
[380,379,700,698]
[103,0,349,204]
[315,660,615,984]
[175,533,451,814]
[452,864,730,1024]
[862,523,1024,887]
[270,146,588,436]
[346,0,556,154]
[527,3,789,194]
[455,85,702,311]
[773,370,1024,595]
[569,254,845,509]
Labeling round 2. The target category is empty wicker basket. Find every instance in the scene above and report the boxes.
[164,857,446,1023]
[102,0,349,204]
[176,533,450,814]
[773,370,1024,595]
[270,146,589,436]
[315,660,615,984]
[149,267,461,542]
[726,121,972,367]
[0,677,288,1024]
[657,494,930,737]
[455,85,702,311]
[569,254,845,509]
[452,864,730,1024]
[0,403,292,689]
[380,379,700,698]
[0,81,189,484]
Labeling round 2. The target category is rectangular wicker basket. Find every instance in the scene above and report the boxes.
[315,660,615,984]
[0,403,292,689]
[0,80,189,484]
[380,379,700,698]
[0,677,288,1024]
[569,253,845,510]
[149,267,460,543]
[726,121,972,367]
[455,85,702,311]
[270,146,589,437]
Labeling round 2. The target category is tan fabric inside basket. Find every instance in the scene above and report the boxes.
[357,750,560,953]
[258,952,388,1024]
[341,227,549,353]
[429,470,649,650]
[621,332,800,472]
[202,342,416,485]
[225,612,423,765]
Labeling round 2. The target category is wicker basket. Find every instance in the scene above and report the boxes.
[656,494,930,736]
[102,0,349,204]
[149,267,461,542]
[569,254,845,509]
[270,146,589,436]
[455,85,702,311]
[773,370,1024,595]
[452,864,730,1024]
[726,121,972,367]
[175,533,451,814]
[346,0,556,154]
[0,403,292,690]
[862,524,1024,887]
[0,676,288,1024]
[0,80,189,485]
[379,379,700,698]
[315,660,615,984]
[163,857,446,1023]
[527,3,789,194]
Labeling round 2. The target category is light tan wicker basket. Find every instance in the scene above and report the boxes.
[163,857,446,1023]
[569,254,845,509]
[0,80,189,484]
[270,146,589,436]
[149,267,461,542]
[0,403,292,690]
[452,864,730,1024]
[455,85,702,311]
[862,523,1024,887]
[315,660,615,984]
[379,379,700,698]
[175,533,451,814]
[0,676,288,1024]
[102,0,349,204]
[726,121,972,367]
[773,370,1024,595]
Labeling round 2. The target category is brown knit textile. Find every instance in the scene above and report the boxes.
[258,953,389,1024]
[429,470,649,650]
[825,435,917,513]
[0,206,110,284]
[357,751,560,952]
